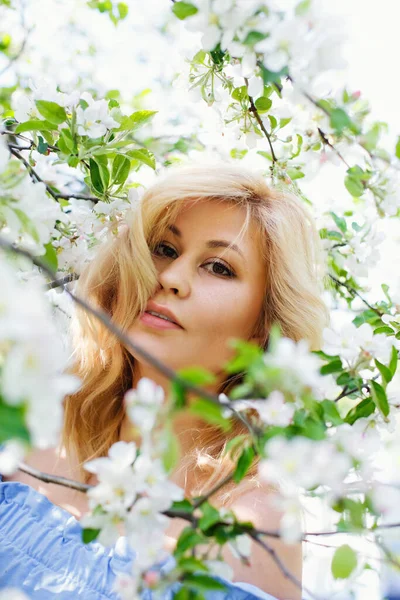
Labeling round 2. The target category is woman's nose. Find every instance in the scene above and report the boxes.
[157,256,191,298]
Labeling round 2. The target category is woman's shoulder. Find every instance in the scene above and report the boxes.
[0,478,277,600]
[0,477,133,599]
[2,445,90,518]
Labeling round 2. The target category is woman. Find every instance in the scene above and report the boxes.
[0,162,329,599]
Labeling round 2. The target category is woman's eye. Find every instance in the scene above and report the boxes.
[153,243,177,259]
[204,261,235,278]
[153,243,235,279]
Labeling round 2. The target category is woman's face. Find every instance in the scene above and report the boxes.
[128,199,267,386]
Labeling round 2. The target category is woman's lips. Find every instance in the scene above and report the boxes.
[140,312,183,330]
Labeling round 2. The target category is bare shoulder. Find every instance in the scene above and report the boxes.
[222,482,303,600]
[3,445,89,519]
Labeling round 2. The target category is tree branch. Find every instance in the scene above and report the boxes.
[329,274,384,317]
[247,93,278,164]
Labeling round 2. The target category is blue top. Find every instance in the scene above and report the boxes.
[0,475,278,600]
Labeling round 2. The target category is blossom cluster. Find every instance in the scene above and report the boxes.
[0,259,79,472]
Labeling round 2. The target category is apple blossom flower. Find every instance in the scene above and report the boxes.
[249,391,295,427]
[125,377,165,433]
[76,92,119,138]
[264,337,324,395]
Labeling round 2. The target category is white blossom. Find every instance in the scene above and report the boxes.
[125,377,165,433]
[0,440,26,475]
[76,92,119,138]
[264,337,324,394]
[249,391,295,427]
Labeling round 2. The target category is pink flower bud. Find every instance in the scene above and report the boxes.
[143,571,160,588]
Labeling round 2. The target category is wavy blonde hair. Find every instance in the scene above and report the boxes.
[63,162,329,505]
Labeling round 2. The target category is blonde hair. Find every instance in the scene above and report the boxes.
[63,162,329,505]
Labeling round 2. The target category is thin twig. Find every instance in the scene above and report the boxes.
[9,145,99,203]
[18,462,92,492]
[329,274,384,316]
[317,127,351,169]
[247,94,278,164]
[47,273,79,290]
[249,530,319,599]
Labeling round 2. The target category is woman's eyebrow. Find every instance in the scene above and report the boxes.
[168,224,245,259]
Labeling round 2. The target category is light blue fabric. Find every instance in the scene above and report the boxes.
[0,475,278,600]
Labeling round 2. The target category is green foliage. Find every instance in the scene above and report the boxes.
[189,398,232,432]
[181,574,227,593]
[81,528,101,543]
[177,366,217,387]
[172,2,198,20]
[174,527,208,558]
[41,242,58,272]
[345,397,375,425]
[0,396,30,444]
[370,380,389,417]
[15,119,56,134]
[111,154,130,186]
[35,101,67,125]
[233,445,255,483]
[198,502,221,532]
[331,545,358,579]
[254,97,272,112]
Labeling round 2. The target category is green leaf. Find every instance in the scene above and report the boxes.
[58,128,74,153]
[321,400,343,425]
[242,31,267,47]
[170,499,194,514]
[117,2,128,19]
[178,366,217,386]
[373,326,394,336]
[37,135,48,155]
[224,339,263,373]
[117,109,157,132]
[189,398,231,432]
[175,527,207,557]
[89,157,109,194]
[344,397,375,425]
[178,557,208,573]
[331,545,357,579]
[389,345,398,378]
[41,242,58,272]
[172,1,198,20]
[162,424,180,472]
[127,148,156,169]
[329,108,352,134]
[374,358,393,386]
[35,100,67,125]
[171,380,187,409]
[260,63,289,85]
[330,211,347,233]
[111,155,130,186]
[395,136,400,159]
[0,398,30,444]
[344,175,364,198]
[82,528,101,544]
[295,0,312,15]
[224,434,248,457]
[15,119,56,134]
[370,380,389,417]
[254,97,272,112]
[198,502,221,531]
[182,574,227,593]
[232,86,247,102]
[320,359,343,375]
[233,446,255,483]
